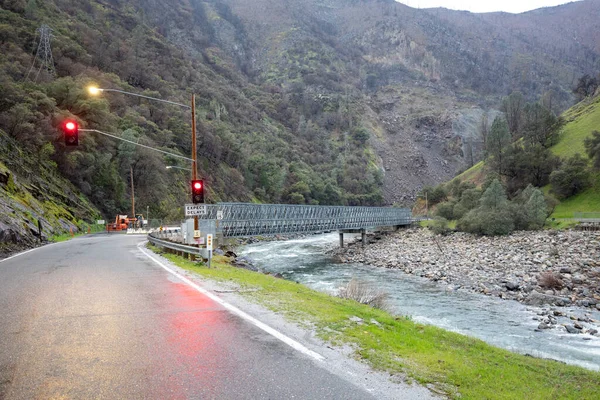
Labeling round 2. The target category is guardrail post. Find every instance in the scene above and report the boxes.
[361,229,366,247]
[339,232,344,248]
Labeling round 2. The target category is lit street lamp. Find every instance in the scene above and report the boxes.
[88,86,191,109]
[166,165,192,171]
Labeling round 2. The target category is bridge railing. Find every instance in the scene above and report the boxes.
[197,203,412,237]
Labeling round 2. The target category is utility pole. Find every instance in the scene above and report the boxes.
[130,165,135,219]
[191,94,199,233]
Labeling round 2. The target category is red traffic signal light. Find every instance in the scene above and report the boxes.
[191,179,204,204]
[63,120,79,146]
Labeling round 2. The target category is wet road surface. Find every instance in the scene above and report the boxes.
[0,235,392,399]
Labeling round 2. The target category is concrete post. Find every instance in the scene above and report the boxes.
[361,229,366,247]
[339,232,344,248]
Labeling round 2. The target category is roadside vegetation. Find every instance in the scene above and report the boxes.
[147,244,600,399]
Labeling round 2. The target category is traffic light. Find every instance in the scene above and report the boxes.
[191,179,204,204]
[63,120,79,146]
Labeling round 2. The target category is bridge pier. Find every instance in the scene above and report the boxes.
[339,228,367,248]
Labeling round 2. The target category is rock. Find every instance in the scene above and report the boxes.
[565,325,581,334]
[349,316,364,324]
[524,291,571,307]
[537,322,551,330]
[589,329,599,336]
[574,322,584,330]
[224,250,237,258]
[505,281,520,291]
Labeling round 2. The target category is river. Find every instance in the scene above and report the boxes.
[239,233,600,371]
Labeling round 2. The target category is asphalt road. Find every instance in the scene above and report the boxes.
[0,234,435,399]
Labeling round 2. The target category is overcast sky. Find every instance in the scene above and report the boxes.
[398,0,582,14]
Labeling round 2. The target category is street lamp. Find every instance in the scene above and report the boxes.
[166,165,192,171]
[88,86,191,109]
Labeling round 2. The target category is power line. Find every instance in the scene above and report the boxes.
[79,129,193,162]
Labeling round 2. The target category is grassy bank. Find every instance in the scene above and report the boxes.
[148,244,600,399]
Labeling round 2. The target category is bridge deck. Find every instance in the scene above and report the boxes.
[197,203,412,238]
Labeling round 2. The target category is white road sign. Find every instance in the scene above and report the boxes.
[185,204,207,216]
[216,210,224,220]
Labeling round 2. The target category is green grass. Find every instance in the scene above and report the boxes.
[550,172,600,218]
[148,244,600,399]
[552,96,600,159]
[453,161,485,186]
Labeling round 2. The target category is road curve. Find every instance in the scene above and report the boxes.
[0,234,433,399]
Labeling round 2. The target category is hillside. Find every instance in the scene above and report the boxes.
[1,0,600,246]
[550,94,600,217]
[0,129,101,256]
[444,93,600,219]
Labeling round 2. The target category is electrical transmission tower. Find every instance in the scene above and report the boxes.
[26,24,56,82]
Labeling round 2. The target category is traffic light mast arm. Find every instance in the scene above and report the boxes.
[79,129,193,161]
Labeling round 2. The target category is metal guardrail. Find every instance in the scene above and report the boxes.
[147,232,202,255]
[198,203,412,238]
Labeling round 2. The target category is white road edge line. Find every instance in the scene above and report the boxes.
[137,241,325,362]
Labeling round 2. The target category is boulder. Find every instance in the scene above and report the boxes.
[523,291,571,307]
[565,325,581,334]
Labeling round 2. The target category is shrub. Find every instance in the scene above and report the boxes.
[538,272,564,290]
[435,201,455,220]
[429,217,450,235]
[549,154,591,199]
[337,278,389,310]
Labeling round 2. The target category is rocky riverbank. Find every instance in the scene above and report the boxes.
[330,228,600,335]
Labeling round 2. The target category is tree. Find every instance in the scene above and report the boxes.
[453,188,481,220]
[457,179,514,236]
[573,74,598,101]
[486,117,511,175]
[522,103,562,148]
[524,188,548,229]
[549,154,591,199]
[435,201,455,220]
[584,130,600,170]
[501,92,524,136]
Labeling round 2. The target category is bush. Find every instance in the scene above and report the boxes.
[429,217,450,235]
[435,201,455,220]
[549,154,591,199]
[453,188,481,219]
[337,278,389,310]
[538,272,564,290]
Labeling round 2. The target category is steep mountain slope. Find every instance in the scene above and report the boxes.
[0,0,599,241]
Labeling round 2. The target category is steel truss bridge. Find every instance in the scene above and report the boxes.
[197,203,412,239]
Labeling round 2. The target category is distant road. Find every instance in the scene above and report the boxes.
[0,235,425,399]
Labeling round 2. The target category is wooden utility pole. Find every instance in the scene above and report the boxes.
[191,94,198,232]
[130,165,135,218]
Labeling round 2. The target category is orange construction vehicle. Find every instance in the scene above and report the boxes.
[107,214,137,232]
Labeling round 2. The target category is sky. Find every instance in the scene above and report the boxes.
[398,0,582,14]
